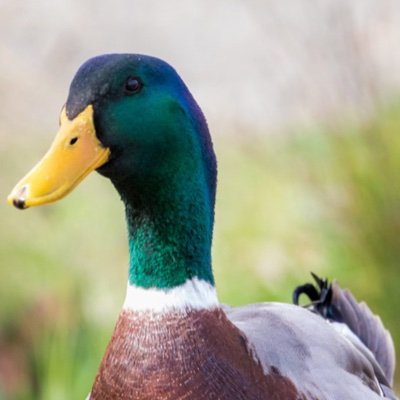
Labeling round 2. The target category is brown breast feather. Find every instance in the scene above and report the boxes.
[90,308,304,399]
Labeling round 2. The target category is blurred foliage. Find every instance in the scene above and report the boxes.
[0,103,400,398]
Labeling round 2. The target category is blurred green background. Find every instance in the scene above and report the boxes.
[1,1,400,398]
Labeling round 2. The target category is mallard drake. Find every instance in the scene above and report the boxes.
[8,54,397,399]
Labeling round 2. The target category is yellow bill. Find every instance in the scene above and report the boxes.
[7,105,110,209]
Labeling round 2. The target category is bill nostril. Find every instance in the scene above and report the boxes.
[69,137,79,145]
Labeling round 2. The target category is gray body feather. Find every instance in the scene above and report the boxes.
[329,281,396,386]
[227,304,382,399]
[225,280,397,399]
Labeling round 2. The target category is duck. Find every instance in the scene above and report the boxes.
[7,54,397,399]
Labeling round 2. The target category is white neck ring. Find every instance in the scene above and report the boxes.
[123,277,219,312]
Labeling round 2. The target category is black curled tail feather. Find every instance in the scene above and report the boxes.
[293,273,396,387]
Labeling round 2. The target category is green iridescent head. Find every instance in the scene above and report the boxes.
[9,54,217,289]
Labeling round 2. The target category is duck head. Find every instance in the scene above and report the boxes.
[8,54,216,209]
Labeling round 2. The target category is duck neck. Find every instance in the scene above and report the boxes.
[115,165,215,292]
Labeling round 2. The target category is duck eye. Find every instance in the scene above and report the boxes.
[124,77,142,94]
